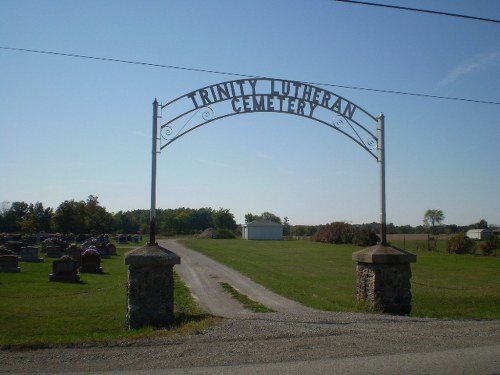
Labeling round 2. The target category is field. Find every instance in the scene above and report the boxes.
[181,238,500,319]
[1,237,498,348]
[0,242,216,348]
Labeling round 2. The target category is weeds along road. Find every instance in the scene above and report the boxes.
[1,239,499,374]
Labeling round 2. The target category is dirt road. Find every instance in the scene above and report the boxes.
[165,239,314,317]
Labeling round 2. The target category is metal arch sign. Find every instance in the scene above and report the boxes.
[158,78,380,160]
[149,77,387,246]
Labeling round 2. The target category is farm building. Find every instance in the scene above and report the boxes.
[466,229,493,241]
[242,220,283,240]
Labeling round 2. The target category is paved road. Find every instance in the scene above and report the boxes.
[1,239,499,374]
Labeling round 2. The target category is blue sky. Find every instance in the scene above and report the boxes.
[1,0,499,227]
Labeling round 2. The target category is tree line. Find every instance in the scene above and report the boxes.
[0,196,236,236]
[0,198,496,237]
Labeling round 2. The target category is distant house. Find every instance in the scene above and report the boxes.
[466,229,493,241]
[242,220,283,240]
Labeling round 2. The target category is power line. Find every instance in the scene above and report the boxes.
[1,45,499,106]
[335,0,500,24]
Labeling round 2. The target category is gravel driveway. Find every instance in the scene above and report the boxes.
[1,240,499,374]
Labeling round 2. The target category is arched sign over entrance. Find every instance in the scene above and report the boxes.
[149,78,386,245]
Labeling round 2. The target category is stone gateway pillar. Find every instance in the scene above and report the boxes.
[125,243,180,329]
[352,244,416,315]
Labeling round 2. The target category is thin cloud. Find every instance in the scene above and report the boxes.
[437,50,500,88]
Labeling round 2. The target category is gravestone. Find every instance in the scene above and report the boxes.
[46,246,62,258]
[118,235,128,244]
[6,241,23,254]
[0,247,13,255]
[49,256,80,282]
[65,245,83,267]
[97,246,110,259]
[20,246,44,262]
[0,254,21,272]
[106,243,117,256]
[80,249,103,273]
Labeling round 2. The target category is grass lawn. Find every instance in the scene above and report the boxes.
[181,238,500,319]
[0,242,216,348]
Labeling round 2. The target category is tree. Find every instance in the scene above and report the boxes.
[244,213,258,223]
[0,201,29,232]
[423,209,445,234]
[85,195,113,234]
[471,219,488,229]
[212,208,236,230]
[283,216,291,236]
[245,211,281,224]
[52,200,88,234]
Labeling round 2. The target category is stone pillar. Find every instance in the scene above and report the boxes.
[352,244,416,315]
[125,243,180,329]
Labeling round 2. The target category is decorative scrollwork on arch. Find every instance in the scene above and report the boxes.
[202,107,214,121]
[332,115,345,129]
[161,125,173,141]
[366,136,377,150]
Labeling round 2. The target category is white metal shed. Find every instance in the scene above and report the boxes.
[242,220,283,240]
[466,229,492,241]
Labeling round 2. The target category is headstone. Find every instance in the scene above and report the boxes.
[64,246,83,267]
[80,249,103,273]
[46,246,62,258]
[6,241,23,254]
[97,246,110,259]
[0,247,13,255]
[0,254,21,272]
[49,256,80,282]
[20,246,44,262]
[118,235,128,244]
[106,243,117,256]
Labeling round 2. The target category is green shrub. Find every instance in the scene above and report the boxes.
[481,234,499,256]
[214,228,235,239]
[447,232,475,254]
[352,226,379,246]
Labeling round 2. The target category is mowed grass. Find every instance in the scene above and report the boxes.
[181,239,500,319]
[0,243,216,348]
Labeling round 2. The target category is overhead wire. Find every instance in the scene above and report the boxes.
[335,0,500,24]
[1,45,499,105]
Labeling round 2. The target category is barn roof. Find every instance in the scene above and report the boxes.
[243,220,283,227]
[466,228,492,234]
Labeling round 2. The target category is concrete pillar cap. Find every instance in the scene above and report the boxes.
[352,244,416,264]
[125,243,181,266]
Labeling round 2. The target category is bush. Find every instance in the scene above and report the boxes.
[481,234,499,256]
[313,222,354,244]
[213,228,235,239]
[352,226,379,246]
[447,232,476,254]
